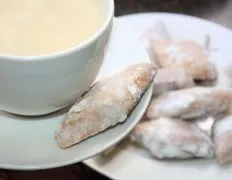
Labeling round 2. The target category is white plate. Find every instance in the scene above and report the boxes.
[84,13,232,180]
[0,18,152,170]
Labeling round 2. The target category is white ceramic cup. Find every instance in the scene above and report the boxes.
[0,0,114,116]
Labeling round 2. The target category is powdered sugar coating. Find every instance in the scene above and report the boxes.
[214,115,232,164]
[214,115,232,137]
[147,87,231,120]
[153,68,195,96]
[148,38,217,81]
[131,117,214,159]
[55,63,156,148]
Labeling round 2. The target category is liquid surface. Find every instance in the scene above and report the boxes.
[0,0,103,56]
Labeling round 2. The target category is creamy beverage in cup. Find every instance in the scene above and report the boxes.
[0,0,104,56]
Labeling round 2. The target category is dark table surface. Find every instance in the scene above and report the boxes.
[2,0,232,179]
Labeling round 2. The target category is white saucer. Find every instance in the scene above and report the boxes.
[84,13,232,180]
[0,18,152,170]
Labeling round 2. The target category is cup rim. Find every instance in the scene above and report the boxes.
[0,0,115,61]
